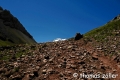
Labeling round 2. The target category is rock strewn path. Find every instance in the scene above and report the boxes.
[0,39,120,80]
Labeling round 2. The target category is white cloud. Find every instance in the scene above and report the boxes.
[53,38,66,42]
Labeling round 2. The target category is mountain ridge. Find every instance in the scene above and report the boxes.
[0,6,36,46]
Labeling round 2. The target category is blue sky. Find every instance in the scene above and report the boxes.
[0,0,120,42]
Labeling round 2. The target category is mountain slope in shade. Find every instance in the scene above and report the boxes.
[0,6,36,46]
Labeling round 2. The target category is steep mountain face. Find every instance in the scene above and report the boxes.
[0,7,36,46]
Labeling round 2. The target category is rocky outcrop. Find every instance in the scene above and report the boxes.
[113,14,120,21]
[0,6,36,45]
[74,33,83,40]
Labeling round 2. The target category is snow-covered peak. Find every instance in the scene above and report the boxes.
[53,38,66,42]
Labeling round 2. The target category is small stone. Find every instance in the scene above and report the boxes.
[92,56,98,60]
[67,46,72,49]
[27,70,31,73]
[75,53,80,56]
[112,69,117,72]
[97,47,102,50]
[14,62,19,67]
[70,64,77,69]
[36,66,40,70]
[70,55,75,58]
[42,69,47,74]
[29,73,34,77]
[65,70,72,75]
[58,64,62,68]
[43,59,47,63]
[118,65,120,68]
[22,54,25,57]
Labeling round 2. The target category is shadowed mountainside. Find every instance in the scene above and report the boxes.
[0,6,36,46]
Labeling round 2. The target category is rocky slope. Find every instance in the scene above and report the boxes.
[0,13,120,80]
[0,38,120,80]
[0,6,36,46]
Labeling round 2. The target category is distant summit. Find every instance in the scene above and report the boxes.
[53,38,66,42]
[0,6,36,46]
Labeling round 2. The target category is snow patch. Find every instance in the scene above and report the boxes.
[53,38,66,42]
